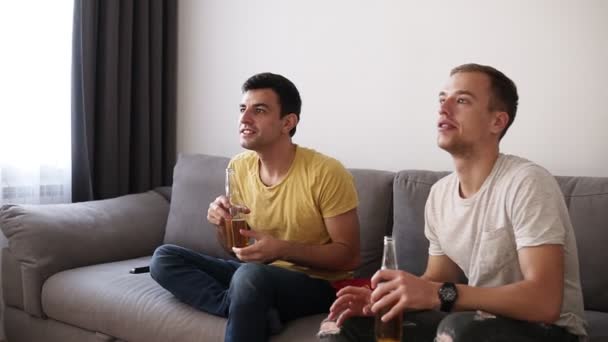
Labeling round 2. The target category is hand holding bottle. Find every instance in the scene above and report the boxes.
[374,236,403,342]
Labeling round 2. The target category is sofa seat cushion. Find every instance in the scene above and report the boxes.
[41,257,227,342]
[585,310,608,342]
[271,314,327,342]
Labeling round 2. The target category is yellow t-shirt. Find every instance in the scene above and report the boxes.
[228,146,358,281]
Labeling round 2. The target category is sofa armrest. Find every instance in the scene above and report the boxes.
[0,190,169,317]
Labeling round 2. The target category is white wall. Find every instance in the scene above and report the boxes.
[177,0,608,176]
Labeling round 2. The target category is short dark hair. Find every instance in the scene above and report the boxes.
[242,72,302,137]
[450,63,519,140]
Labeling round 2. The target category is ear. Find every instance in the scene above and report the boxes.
[282,113,298,134]
[491,111,509,136]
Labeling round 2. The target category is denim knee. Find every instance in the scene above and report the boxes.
[149,244,180,285]
[228,263,272,305]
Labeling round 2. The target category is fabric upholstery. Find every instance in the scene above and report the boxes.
[584,310,608,342]
[391,170,449,276]
[0,191,168,317]
[40,256,324,342]
[2,248,23,310]
[154,186,172,201]
[271,314,327,342]
[163,154,233,259]
[349,169,395,278]
[555,176,608,312]
[5,306,110,342]
[42,257,227,342]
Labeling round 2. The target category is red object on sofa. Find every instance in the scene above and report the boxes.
[331,278,372,291]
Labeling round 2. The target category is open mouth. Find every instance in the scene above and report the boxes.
[240,128,256,136]
[438,120,456,131]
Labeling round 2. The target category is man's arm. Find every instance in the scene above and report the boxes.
[282,208,360,271]
[368,255,463,320]
[450,169,568,323]
[370,244,564,324]
[207,195,251,254]
[452,244,564,323]
[421,254,463,283]
[234,208,361,271]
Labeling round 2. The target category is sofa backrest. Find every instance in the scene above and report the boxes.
[388,170,608,312]
[164,154,608,313]
[391,170,449,276]
[163,154,233,260]
[555,176,608,312]
[163,154,397,277]
[348,169,395,278]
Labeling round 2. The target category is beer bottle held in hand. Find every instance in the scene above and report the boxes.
[225,167,249,249]
[375,236,403,342]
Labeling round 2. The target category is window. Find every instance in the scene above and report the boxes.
[0,1,73,204]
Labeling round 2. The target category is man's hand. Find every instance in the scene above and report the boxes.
[232,230,286,263]
[328,286,373,327]
[206,195,231,226]
[207,195,252,226]
[207,195,252,253]
[370,269,440,323]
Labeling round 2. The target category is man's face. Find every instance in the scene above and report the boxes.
[239,89,289,151]
[437,72,500,155]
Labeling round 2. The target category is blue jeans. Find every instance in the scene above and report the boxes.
[323,310,579,342]
[150,244,336,342]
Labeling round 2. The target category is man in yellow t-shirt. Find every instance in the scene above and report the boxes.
[150,73,360,342]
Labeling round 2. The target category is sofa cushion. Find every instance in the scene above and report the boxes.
[585,310,608,342]
[41,256,325,342]
[0,191,168,317]
[42,257,228,342]
[163,154,233,259]
[391,170,449,276]
[349,169,395,278]
[556,176,608,312]
[272,314,326,342]
[5,306,118,342]
[2,247,24,310]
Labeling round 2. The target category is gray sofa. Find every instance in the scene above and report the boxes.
[1,154,607,342]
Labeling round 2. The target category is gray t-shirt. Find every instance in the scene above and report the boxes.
[424,154,587,338]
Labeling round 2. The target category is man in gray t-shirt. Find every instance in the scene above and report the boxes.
[324,64,587,342]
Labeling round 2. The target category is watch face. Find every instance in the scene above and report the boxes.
[439,282,457,312]
[441,287,457,301]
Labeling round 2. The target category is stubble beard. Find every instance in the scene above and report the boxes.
[438,136,474,158]
[240,136,258,151]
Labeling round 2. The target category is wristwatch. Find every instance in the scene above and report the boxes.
[438,282,458,312]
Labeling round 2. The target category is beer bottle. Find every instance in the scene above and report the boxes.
[225,167,249,249]
[374,236,403,342]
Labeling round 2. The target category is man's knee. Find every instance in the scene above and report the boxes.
[229,263,271,303]
[319,316,374,342]
[149,244,181,284]
[437,311,492,342]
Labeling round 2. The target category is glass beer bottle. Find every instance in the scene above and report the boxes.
[225,167,249,249]
[375,236,403,342]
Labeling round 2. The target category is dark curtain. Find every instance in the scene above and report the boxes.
[71,0,177,202]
